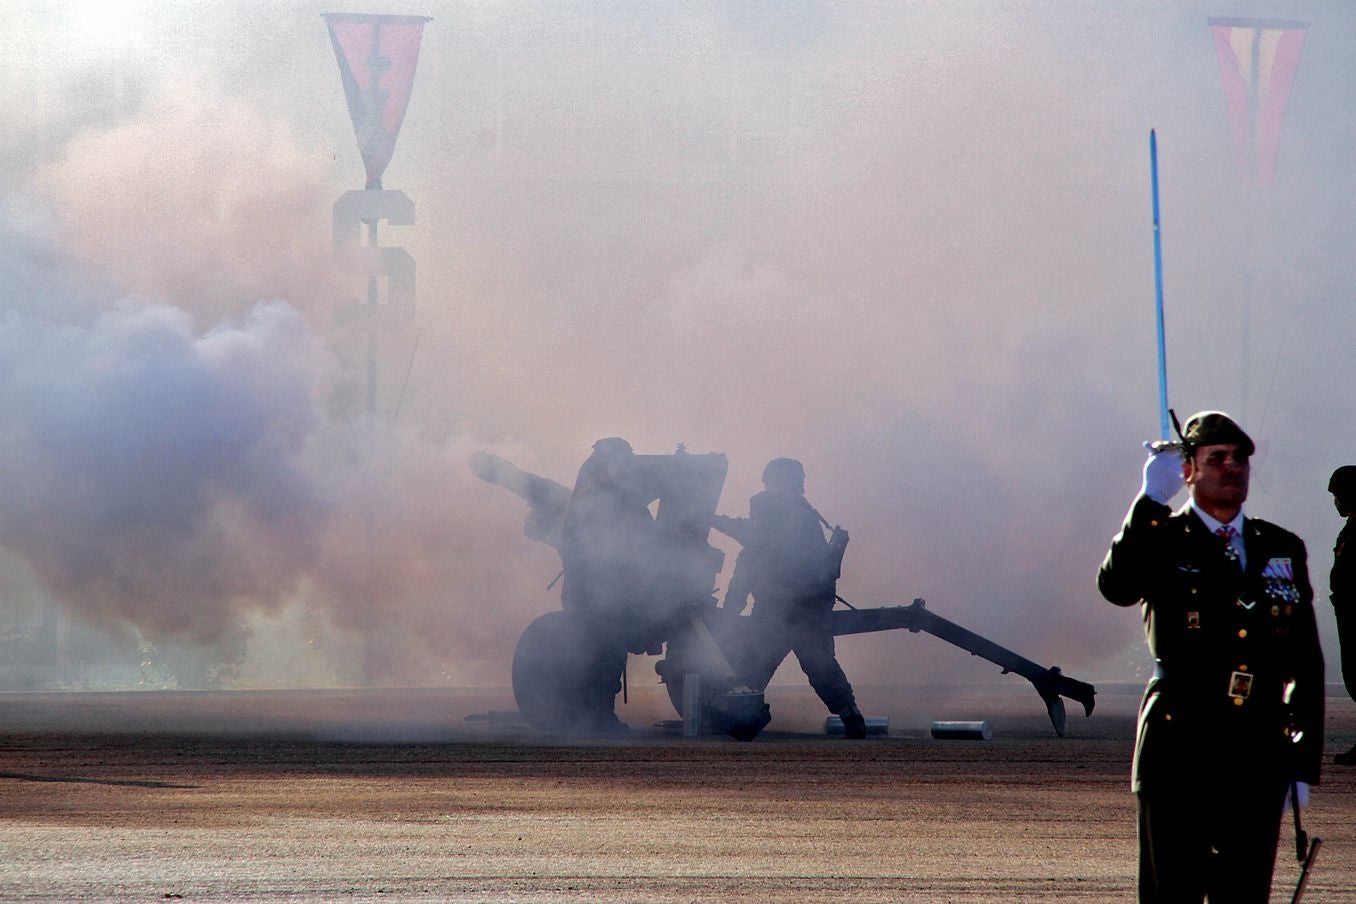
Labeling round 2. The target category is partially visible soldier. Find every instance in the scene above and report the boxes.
[714,458,867,739]
[1098,411,1324,903]
[559,437,659,734]
[1328,465,1356,765]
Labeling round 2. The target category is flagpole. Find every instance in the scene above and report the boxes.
[1206,17,1309,427]
[1240,29,1262,425]
[1150,130,1170,442]
[364,214,379,688]
[325,12,430,687]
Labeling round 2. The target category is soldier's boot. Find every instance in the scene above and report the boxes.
[838,704,867,740]
[591,711,630,736]
[578,705,629,736]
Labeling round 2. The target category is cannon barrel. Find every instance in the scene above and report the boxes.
[469,452,572,549]
[830,598,1096,737]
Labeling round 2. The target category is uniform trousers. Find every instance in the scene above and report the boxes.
[570,613,629,731]
[1336,605,1356,702]
[1136,775,1289,903]
[741,605,856,715]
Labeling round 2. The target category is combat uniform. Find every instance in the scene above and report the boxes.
[1332,515,1356,704]
[733,487,859,720]
[559,439,660,733]
[1099,495,1324,903]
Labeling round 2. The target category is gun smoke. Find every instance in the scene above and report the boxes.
[2,1,1355,697]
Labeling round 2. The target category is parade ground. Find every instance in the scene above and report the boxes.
[0,685,1353,902]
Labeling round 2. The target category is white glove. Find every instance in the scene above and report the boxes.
[1140,442,1185,504]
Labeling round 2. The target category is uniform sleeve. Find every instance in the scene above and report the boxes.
[1331,525,1355,607]
[1287,539,1325,785]
[1098,495,1174,607]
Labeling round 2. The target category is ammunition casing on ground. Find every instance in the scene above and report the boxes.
[930,720,992,740]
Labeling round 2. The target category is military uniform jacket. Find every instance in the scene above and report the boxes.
[741,489,839,610]
[1332,520,1356,612]
[1098,495,1324,793]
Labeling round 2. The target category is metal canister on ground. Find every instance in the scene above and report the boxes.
[930,720,992,740]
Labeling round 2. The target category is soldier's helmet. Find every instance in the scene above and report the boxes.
[1329,465,1356,499]
[581,437,635,489]
[762,457,806,494]
[1181,411,1255,457]
[591,437,634,461]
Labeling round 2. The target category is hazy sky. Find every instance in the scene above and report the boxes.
[2,1,1354,691]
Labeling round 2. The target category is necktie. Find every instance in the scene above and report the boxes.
[1216,525,1241,570]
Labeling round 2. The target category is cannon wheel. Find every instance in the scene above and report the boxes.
[511,610,596,732]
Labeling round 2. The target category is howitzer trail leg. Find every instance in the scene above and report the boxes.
[828,598,1097,736]
[1043,689,1067,738]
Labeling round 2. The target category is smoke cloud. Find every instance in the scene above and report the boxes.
[2,1,1355,694]
[0,301,325,640]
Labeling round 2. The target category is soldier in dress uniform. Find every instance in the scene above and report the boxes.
[1098,411,1324,903]
[714,458,867,739]
[1328,465,1356,765]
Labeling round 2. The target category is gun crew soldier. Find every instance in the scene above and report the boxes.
[713,458,867,739]
[558,437,661,735]
[1098,411,1323,903]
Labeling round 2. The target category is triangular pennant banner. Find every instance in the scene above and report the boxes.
[324,13,431,190]
[1207,17,1307,188]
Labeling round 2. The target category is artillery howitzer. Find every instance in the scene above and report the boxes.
[471,447,1096,740]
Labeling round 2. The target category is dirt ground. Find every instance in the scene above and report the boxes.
[0,684,1352,903]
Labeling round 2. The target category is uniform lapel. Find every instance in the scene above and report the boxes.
[1178,505,1217,556]
[1179,506,1245,589]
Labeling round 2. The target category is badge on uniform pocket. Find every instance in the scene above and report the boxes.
[1228,670,1253,700]
[1265,579,1300,604]
[1186,611,1201,629]
[1261,558,1293,580]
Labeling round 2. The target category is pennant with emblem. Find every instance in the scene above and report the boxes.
[324,13,431,190]
[1207,17,1308,188]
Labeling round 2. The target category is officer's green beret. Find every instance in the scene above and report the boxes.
[1181,411,1255,456]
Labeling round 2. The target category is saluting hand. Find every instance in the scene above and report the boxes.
[1140,441,1185,504]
